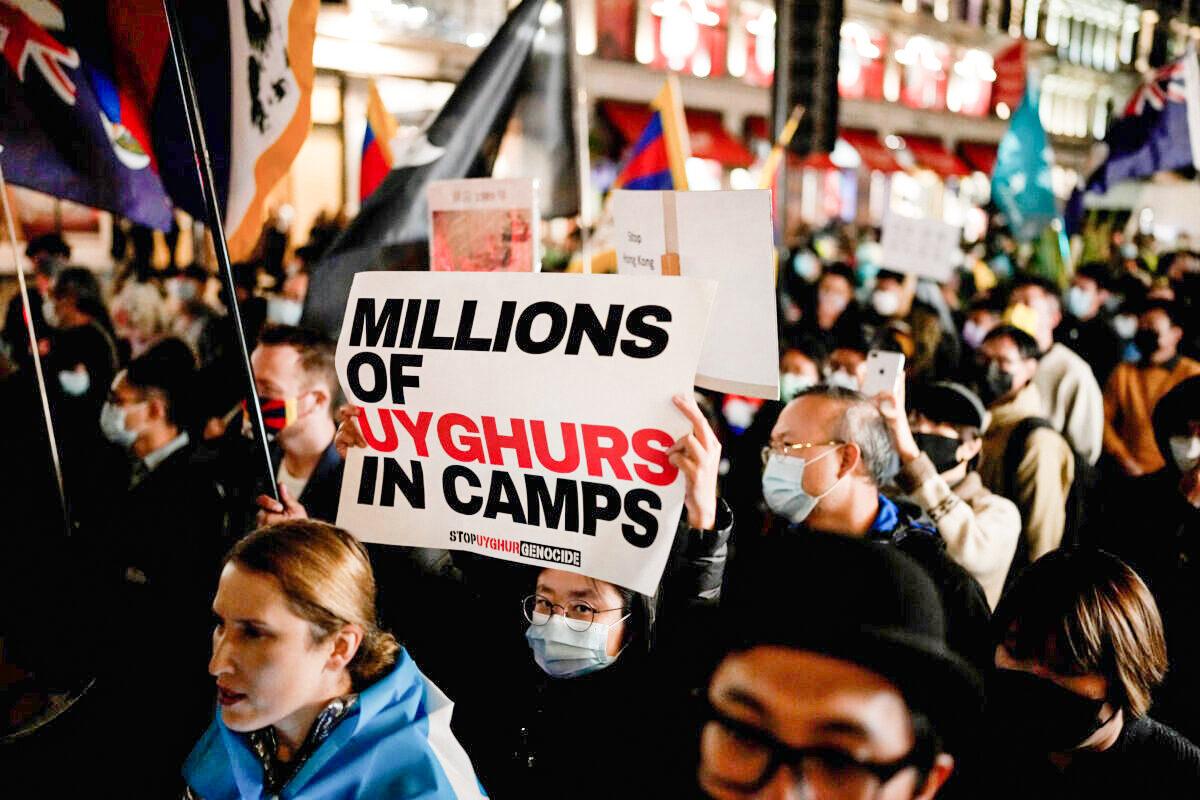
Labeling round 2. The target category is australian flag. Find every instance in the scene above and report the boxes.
[1085,48,1200,194]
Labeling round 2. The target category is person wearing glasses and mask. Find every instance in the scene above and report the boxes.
[334,394,733,798]
[977,548,1200,799]
[751,384,992,670]
[700,532,981,800]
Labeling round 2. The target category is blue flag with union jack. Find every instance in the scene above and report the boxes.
[0,0,317,259]
[1085,49,1200,193]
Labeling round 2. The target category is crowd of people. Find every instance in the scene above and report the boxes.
[1,217,1200,799]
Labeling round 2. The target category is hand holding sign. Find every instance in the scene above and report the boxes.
[333,272,717,595]
[667,394,720,531]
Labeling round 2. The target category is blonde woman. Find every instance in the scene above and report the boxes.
[184,521,486,799]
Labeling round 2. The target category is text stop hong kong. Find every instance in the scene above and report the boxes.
[334,273,716,595]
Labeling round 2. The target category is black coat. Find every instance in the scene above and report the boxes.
[976,715,1200,799]
[80,441,232,792]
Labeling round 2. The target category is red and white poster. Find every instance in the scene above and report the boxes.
[428,178,539,272]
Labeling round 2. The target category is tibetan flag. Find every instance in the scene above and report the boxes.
[612,75,691,190]
[304,0,549,339]
[0,0,318,260]
[360,80,398,202]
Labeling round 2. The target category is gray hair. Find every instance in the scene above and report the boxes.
[794,385,900,486]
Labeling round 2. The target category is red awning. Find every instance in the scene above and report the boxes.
[601,100,755,168]
[903,135,972,178]
[793,152,839,170]
[745,114,769,142]
[840,128,903,173]
[959,141,998,175]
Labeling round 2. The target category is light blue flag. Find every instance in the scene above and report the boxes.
[992,83,1058,242]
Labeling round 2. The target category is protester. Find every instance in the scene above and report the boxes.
[979,548,1200,798]
[868,269,961,382]
[111,277,171,360]
[1,233,69,368]
[240,325,344,528]
[795,262,862,354]
[1107,377,1200,742]
[879,381,1020,609]
[169,263,223,367]
[702,533,980,799]
[1008,274,1104,465]
[827,333,870,390]
[334,394,732,798]
[961,294,1004,356]
[1102,300,1200,478]
[974,326,1075,580]
[185,520,486,799]
[1058,262,1123,385]
[46,266,120,409]
[754,385,992,668]
[79,338,230,791]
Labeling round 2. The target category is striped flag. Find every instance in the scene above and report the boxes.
[612,75,691,190]
[360,80,399,202]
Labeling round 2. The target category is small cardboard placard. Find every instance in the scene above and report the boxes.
[612,189,780,400]
[879,210,962,282]
[428,178,539,272]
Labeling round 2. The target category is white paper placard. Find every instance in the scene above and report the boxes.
[612,189,780,399]
[879,210,961,282]
[335,272,717,596]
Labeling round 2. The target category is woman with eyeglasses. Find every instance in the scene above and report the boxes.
[334,394,733,798]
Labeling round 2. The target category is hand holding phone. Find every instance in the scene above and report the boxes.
[860,350,906,398]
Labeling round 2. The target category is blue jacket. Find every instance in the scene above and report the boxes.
[183,649,487,799]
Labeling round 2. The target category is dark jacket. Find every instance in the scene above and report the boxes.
[978,715,1200,799]
[285,440,345,524]
[742,495,992,672]
[1057,313,1124,386]
[80,440,232,793]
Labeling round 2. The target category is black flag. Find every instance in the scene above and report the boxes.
[495,0,580,219]
[304,0,550,338]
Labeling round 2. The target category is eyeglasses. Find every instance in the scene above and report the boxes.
[699,700,929,798]
[760,441,843,466]
[522,594,628,633]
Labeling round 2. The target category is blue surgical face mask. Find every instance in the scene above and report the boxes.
[58,369,90,397]
[525,611,629,679]
[761,447,846,524]
[99,401,142,449]
[1065,286,1094,319]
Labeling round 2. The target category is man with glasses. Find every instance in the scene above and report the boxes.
[751,384,991,670]
[700,533,981,800]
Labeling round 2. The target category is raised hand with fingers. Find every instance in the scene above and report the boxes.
[667,393,721,530]
[335,404,367,459]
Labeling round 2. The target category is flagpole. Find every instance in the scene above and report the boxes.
[570,0,593,273]
[0,151,69,531]
[161,0,279,501]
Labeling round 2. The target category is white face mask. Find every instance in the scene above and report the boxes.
[962,319,988,350]
[42,299,60,328]
[266,297,304,326]
[1169,436,1200,473]
[780,372,816,402]
[1113,315,1138,340]
[826,370,860,391]
[58,369,90,397]
[818,289,849,314]
[872,289,901,317]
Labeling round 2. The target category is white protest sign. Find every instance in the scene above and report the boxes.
[335,272,717,596]
[612,189,780,399]
[879,210,962,282]
[427,178,540,272]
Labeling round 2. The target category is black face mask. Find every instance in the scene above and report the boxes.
[913,432,962,474]
[976,362,1015,406]
[1134,329,1161,361]
[988,668,1114,753]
